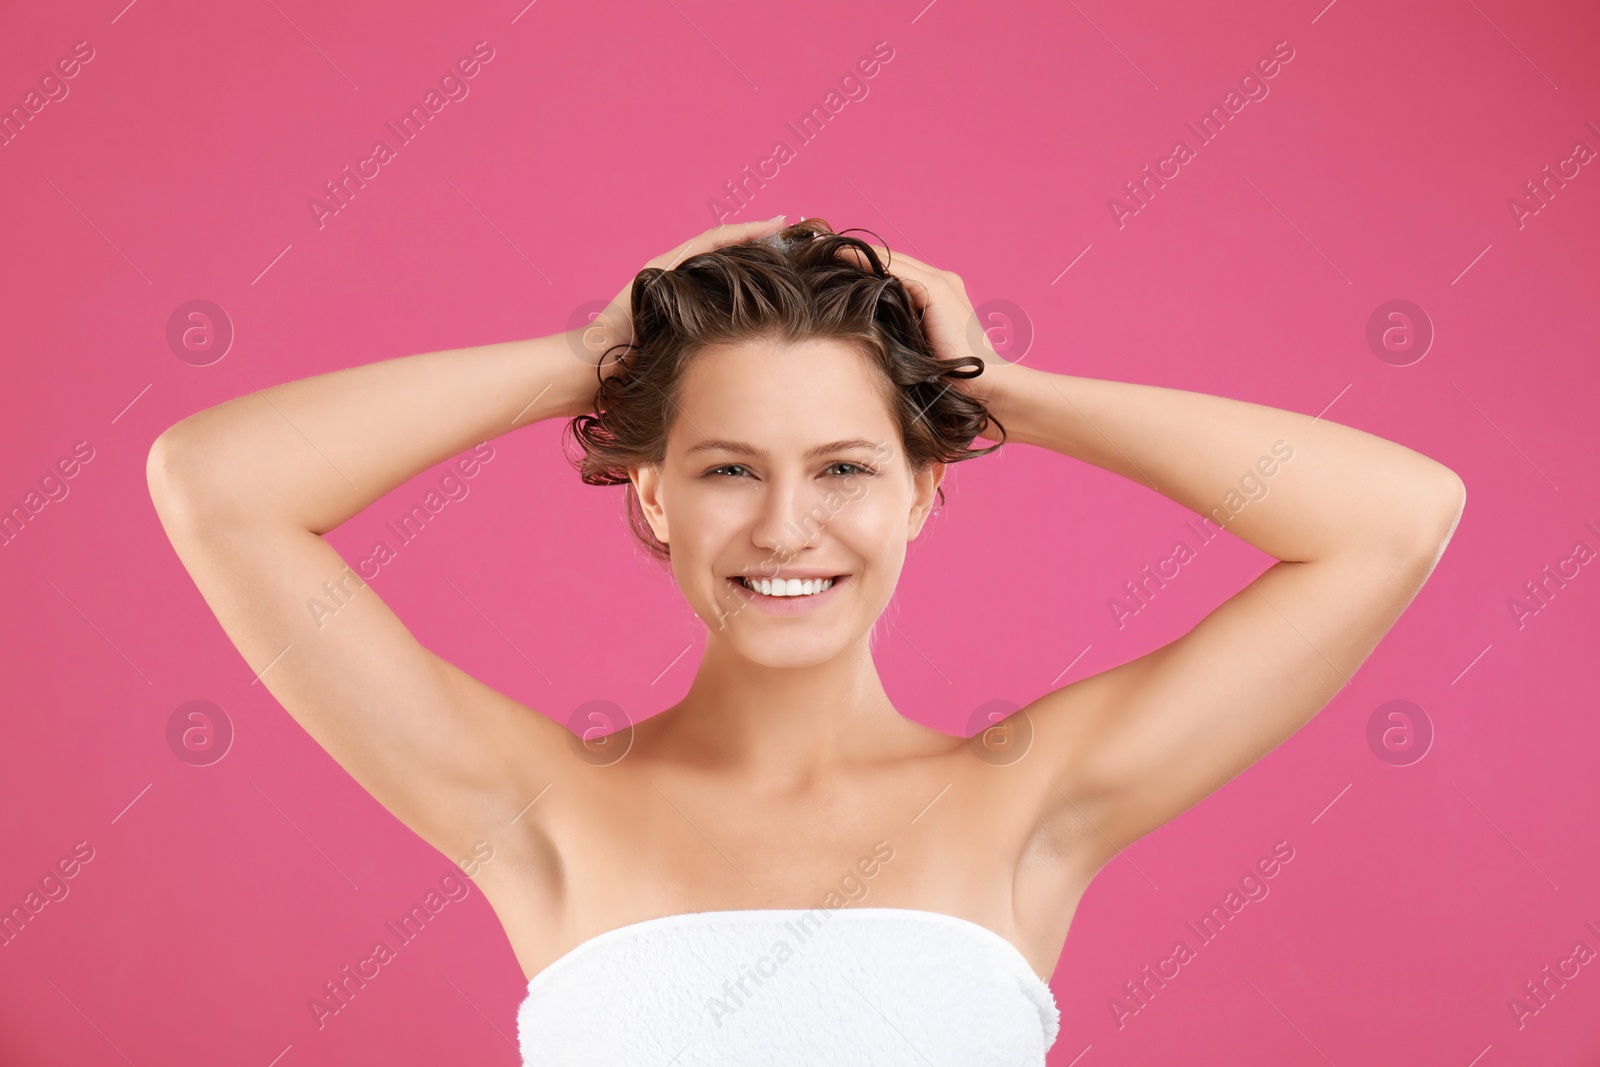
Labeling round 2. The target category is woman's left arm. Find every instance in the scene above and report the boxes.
[980,360,1464,851]
[863,246,1465,858]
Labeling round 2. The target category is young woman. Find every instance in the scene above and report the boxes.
[147,216,1464,1065]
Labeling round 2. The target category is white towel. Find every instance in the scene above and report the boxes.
[517,906,1060,1066]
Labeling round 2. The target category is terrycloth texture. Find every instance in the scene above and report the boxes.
[517,907,1060,1066]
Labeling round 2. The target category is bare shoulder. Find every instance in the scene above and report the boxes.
[1005,529,1460,871]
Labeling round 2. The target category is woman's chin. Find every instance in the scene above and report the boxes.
[744,648,843,670]
[710,617,864,668]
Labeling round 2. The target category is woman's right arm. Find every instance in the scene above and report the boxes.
[146,329,603,861]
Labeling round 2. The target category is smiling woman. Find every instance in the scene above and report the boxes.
[565,219,1001,646]
[146,215,1463,1066]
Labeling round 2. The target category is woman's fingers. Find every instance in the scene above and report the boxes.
[839,241,948,313]
[832,240,995,367]
[659,217,788,270]
[840,241,948,286]
[588,218,789,375]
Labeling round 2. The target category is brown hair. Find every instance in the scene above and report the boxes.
[564,218,1006,561]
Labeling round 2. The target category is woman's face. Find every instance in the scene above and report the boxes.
[630,337,944,668]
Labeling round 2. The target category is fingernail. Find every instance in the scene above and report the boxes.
[769,214,786,223]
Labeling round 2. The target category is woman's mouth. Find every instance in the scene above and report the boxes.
[736,575,842,597]
[726,574,850,615]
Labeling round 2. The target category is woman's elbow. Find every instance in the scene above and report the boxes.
[146,422,234,527]
[1403,466,1466,559]
[1432,466,1466,529]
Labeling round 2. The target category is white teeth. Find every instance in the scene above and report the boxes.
[740,576,835,597]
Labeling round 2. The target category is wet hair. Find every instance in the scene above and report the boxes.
[564,218,1006,561]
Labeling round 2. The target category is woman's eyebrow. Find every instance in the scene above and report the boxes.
[684,437,880,460]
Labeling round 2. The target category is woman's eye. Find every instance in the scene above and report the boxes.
[705,462,874,479]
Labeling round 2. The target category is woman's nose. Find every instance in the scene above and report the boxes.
[750,480,832,555]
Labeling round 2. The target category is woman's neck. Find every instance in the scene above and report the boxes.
[641,637,950,781]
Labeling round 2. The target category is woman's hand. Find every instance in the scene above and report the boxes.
[838,243,1016,375]
[572,216,790,380]
[833,243,1027,441]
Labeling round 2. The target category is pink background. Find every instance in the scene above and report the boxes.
[3,0,1598,1063]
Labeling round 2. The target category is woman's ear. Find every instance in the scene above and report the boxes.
[630,465,669,545]
[906,461,947,541]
